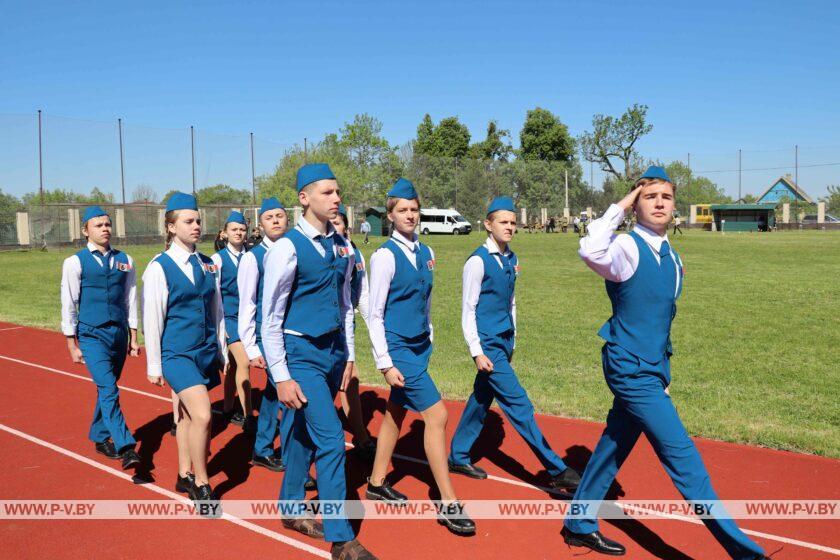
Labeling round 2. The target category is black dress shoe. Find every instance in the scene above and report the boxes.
[228,411,246,427]
[175,472,196,494]
[121,449,141,469]
[242,415,257,434]
[365,478,408,506]
[550,467,581,492]
[252,454,285,472]
[188,483,222,518]
[561,527,626,556]
[281,516,325,539]
[331,539,378,560]
[448,459,488,480]
[169,422,177,437]
[304,476,317,491]
[436,501,476,534]
[95,440,121,459]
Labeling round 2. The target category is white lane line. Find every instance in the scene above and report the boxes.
[0,354,171,403]
[3,352,839,556]
[0,423,330,559]
[0,327,24,332]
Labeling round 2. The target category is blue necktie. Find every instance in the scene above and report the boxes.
[659,240,671,260]
[188,254,203,285]
[317,235,335,262]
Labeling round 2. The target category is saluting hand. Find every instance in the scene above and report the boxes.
[382,367,405,388]
[618,185,644,213]
[278,379,308,409]
[474,354,494,373]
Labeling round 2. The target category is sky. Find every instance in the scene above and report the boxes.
[1,0,839,201]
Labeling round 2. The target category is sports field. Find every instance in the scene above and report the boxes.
[1,229,837,457]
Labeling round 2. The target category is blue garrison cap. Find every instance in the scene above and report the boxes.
[82,205,108,223]
[486,196,516,216]
[338,203,348,217]
[258,197,285,217]
[639,165,673,184]
[165,192,198,212]
[296,163,336,192]
[225,210,247,225]
[387,178,418,200]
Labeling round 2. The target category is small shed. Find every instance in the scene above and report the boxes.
[711,204,776,232]
[364,207,390,236]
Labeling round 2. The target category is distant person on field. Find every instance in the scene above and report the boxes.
[360,217,372,244]
[672,211,683,235]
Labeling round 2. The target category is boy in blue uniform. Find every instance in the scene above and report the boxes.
[238,198,290,471]
[448,197,580,490]
[211,210,255,432]
[562,167,768,559]
[61,206,141,469]
[262,164,377,560]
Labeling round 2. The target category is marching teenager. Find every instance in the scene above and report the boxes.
[61,205,141,470]
[366,178,476,535]
[262,163,377,559]
[238,198,290,472]
[330,203,377,461]
[448,197,581,491]
[562,167,768,559]
[210,210,255,432]
[143,192,225,514]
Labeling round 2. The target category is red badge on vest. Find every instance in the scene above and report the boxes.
[514,264,521,276]
[355,261,365,272]
[115,262,132,272]
[203,263,218,273]
[427,259,436,271]
[337,246,350,258]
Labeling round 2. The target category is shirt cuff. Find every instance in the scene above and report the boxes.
[62,324,77,337]
[245,343,262,360]
[374,355,393,370]
[269,362,291,384]
[147,364,163,378]
[128,319,138,330]
[468,341,484,358]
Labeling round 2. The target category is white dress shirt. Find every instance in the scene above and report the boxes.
[579,203,683,296]
[352,244,372,326]
[260,217,356,384]
[368,230,435,370]
[142,242,226,379]
[462,237,517,358]
[60,242,138,336]
[237,237,276,360]
[210,243,244,275]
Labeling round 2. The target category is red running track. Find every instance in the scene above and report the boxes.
[0,322,837,559]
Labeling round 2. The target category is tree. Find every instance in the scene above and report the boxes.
[196,183,251,205]
[413,115,470,158]
[741,194,758,204]
[822,185,840,215]
[519,108,575,162]
[21,187,114,206]
[664,161,731,214]
[131,184,157,203]
[579,103,653,182]
[469,120,513,162]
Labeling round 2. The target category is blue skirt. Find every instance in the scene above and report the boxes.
[386,332,441,413]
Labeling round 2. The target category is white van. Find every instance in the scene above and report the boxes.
[420,208,472,235]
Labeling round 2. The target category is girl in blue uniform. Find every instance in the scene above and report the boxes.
[211,210,255,432]
[143,192,225,513]
[330,203,377,461]
[366,178,475,535]
[61,206,141,470]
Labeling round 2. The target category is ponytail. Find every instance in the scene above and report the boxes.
[164,210,179,250]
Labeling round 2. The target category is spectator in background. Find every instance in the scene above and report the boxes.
[360,218,372,244]
[214,228,226,252]
[245,226,262,250]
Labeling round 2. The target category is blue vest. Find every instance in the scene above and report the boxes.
[350,243,364,309]
[77,248,130,328]
[284,228,348,338]
[383,238,433,339]
[215,248,240,325]
[249,241,269,341]
[598,231,683,363]
[156,252,217,356]
[472,244,518,337]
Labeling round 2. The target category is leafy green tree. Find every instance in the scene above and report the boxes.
[195,183,252,205]
[519,108,575,162]
[579,103,652,181]
[664,161,731,214]
[469,120,513,162]
[413,115,470,158]
[821,185,840,215]
[22,187,114,206]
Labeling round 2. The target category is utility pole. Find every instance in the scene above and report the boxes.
[250,132,256,206]
[118,118,126,204]
[37,109,45,206]
[190,125,196,196]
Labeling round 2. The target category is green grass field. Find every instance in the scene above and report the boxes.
[1,230,838,457]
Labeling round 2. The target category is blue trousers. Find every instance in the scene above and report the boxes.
[449,332,567,475]
[564,344,764,559]
[254,339,291,459]
[280,332,354,543]
[78,322,136,452]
